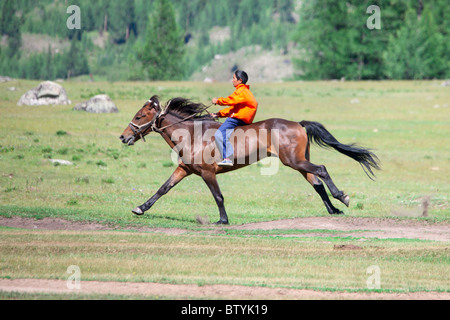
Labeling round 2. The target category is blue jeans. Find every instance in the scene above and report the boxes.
[214,118,247,159]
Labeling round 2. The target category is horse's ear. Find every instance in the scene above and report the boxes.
[148,95,160,109]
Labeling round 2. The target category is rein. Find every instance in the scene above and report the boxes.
[154,104,214,133]
[129,101,215,142]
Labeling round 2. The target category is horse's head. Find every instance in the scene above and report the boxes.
[120,96,162,146]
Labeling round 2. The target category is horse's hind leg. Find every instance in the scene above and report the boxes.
[301,172,343,214]
[299,161,349,208]
[278,126,348,214]
[281,155,349,211]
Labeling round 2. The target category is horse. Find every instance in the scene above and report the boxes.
[120,96,380,224]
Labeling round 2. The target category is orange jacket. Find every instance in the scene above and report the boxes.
[217,84,258,124]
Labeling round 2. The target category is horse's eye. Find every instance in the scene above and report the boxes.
[135,116,141,121]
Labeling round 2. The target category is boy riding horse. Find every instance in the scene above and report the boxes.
[212,70,258,166]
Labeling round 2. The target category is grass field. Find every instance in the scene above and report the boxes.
[0,79,448,299]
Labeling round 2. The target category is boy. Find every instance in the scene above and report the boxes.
[212,70,258,166]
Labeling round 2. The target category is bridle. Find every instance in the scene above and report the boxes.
[128,99,215,142]
[128,99,162,142]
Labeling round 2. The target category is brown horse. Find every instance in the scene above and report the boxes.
[120,96,380,224]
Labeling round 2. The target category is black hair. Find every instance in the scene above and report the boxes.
[235,70,248,84]
[164,97,214,121]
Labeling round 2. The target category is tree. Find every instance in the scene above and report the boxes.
[137,0,185,80]
[44,45,55,80]
[293,0,389,80]
[383,8,447,79]
[292,0,448,80]
[274,0,295,23]
[64,39,90,78]
[0,0,22,58]
[293,0,351,79]
[109,0,136,44]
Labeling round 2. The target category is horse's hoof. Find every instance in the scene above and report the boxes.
[331,210,344,215]
[342,194,350,207]
[132,207,144,215]
[214,220,229,225]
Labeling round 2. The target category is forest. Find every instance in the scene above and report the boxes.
[0,0,448,81]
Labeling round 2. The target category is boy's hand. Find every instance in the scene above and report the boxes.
[212,98,218,104]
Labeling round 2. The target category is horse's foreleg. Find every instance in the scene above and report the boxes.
[132,166,190,215]
[201,171,229,225]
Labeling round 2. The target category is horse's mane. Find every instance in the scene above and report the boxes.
[163,97,215,121]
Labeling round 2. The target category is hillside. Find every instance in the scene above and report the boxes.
[0,0,448,81]
[190,45,299,83]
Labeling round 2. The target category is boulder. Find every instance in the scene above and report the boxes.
[17,81,71,106]
[0,76,13,82]
[49,159,73,166]
[73,94,118,113]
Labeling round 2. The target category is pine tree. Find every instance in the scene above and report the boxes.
[44,45,55,80]
[293,0,387,80]
[383,8,446,79]
[137,0,185,80]
[64,39,90,78]
[274,0,295,23]
[293,0,350,79]
[0,0,22,58]
[109,0,136,44]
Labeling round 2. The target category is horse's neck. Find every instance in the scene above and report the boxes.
[157,113,188,149]
[157,113,219,150]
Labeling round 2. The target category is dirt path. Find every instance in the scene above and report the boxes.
[0,216,448,299]
[230,216,450,242]
[1,216,448,241]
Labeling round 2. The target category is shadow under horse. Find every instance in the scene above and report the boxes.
[120,96,380,224]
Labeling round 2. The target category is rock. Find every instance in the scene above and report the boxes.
[73,94,118,113]
[49,159,73,166]
[333,244,362,250]
[17,81,71,106]
[441,80,450,87]
[37,84,60,98]
[0,76,13,82]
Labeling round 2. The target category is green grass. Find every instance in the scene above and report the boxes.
[0,79,448,298]
[0,291,164,300]
[0,229,448,293]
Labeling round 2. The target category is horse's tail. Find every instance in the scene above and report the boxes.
[300,120,381,180]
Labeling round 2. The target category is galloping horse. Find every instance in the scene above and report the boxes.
[120,96,380,224]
